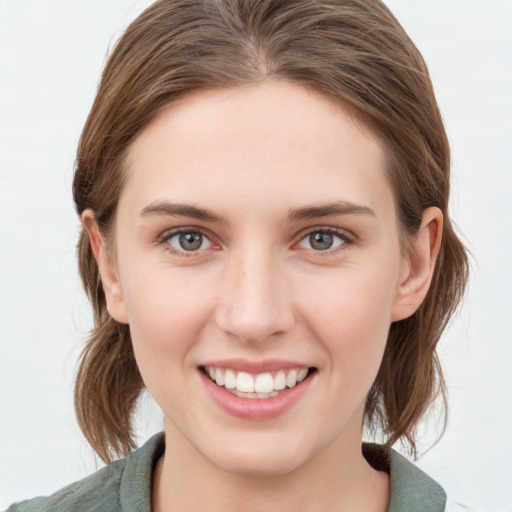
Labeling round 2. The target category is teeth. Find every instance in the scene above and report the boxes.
[204,366,311,397]
[255,373,274,393]
[236,372,255,393]
[224,369,236,389]
[215,368,224,387]
[274,371,286,391]
[286,369,297,388]
[232,390,279,399]
[297,368,308,382]
[224,370,236,389]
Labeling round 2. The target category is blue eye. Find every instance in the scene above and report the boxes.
[167,230,213,252]
[298,230,346,251]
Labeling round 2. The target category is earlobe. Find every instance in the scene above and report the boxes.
[81,210,129,324]
[391,207,443,321]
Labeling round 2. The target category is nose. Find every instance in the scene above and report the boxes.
[214,247,295,344]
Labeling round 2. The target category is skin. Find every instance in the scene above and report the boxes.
[84,80,442,512]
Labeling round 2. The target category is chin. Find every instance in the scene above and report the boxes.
[202,434,317,478]
[214,452,307,478]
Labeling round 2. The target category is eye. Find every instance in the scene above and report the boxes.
[165,230,213,252]
[297,229,347,251]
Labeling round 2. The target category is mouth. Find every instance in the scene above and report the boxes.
[201,365,317,400]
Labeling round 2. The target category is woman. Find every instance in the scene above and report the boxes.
[6,0,468,510]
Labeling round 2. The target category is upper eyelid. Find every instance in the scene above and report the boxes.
[295,225,355,242]
[157,226,212,242]
[158,227,217,256]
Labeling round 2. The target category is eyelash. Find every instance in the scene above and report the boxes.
[296,227,353,255]
[157,227,215,257]
[156,226,354,257]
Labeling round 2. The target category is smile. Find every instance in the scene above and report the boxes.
[203,366,314,399]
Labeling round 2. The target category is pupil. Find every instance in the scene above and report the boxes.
[179,232,202,251]
[310,232,333,250]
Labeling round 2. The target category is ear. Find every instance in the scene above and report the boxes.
[391,207,443,321]
[81,210,129,324]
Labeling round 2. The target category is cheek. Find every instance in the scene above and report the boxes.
[299,265,398,376]
[120,266,214,374]
[120,269,218,424]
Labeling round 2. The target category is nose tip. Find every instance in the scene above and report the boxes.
[214,257,294,344]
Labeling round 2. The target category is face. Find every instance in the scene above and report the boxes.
[94,81,421,477]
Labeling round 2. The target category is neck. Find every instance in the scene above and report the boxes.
[152,420,389,512]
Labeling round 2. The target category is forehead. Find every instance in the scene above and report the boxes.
[121,80,393,219]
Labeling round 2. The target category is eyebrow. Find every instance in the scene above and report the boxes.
[287,201,376,222]
[140,201,229,224]
[140,200,375,224]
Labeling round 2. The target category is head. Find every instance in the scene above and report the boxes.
[74,0,468,465]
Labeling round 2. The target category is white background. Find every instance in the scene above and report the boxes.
[1,1,511,510]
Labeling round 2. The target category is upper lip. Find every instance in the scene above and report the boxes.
[200,358,313,374]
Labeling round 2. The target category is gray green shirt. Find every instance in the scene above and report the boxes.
[6,433,446,511]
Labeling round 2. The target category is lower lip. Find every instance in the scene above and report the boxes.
[200,370,314,420]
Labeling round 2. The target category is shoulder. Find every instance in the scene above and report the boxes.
[387,448,446,511]
[4,461,125,512]
[4,433,165,512]
[363,443,446,512]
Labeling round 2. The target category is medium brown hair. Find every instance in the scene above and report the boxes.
[73,0,469,463]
